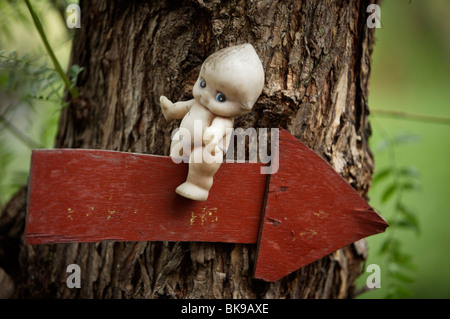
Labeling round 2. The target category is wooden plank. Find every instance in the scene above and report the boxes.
[25,128,388,282]
[253,129,389,282]
[25,149,267,244]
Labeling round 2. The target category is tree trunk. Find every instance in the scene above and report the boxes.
[1,0,377,298]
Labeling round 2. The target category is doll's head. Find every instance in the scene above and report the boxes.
[192,43,265,117]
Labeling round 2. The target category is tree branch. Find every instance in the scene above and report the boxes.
[371,109,450,125]
[24,0,78,99]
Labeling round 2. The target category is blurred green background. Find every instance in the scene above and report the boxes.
[0,0,70,204]
[358,0,450,298]
[0,0,449,298]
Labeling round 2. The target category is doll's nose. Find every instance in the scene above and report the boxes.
[201,90,213,105]
[198,92,208,106]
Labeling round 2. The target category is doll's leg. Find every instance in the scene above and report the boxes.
[169,137,191,161]
[175,146,222,201]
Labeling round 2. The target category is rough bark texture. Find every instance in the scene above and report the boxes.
[0,0,378,298]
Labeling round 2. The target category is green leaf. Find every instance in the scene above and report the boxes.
[372,167,393,185]
[69,64,83,75]
[398,166,420,179]
[389,219,419,234]
[392,271,415,283]
[397,203,420,235]
[381,183,398,203]
[391,249,413,265]
[378,239,391,255]
[401,181,421,192]
[68,64,84,85]
[7,50,17,59]
[378,238,400,255]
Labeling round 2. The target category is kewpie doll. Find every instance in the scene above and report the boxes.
[160,43,265,201]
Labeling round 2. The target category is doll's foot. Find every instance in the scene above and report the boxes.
[175,182,209,201]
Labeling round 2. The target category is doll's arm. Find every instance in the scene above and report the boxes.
[160,96,194,121]
[203,117,234,155]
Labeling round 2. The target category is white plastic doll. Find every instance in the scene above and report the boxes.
[160,43,265,201]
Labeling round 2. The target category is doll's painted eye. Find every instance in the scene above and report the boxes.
[216,93,226,103]
[200,79,206,88]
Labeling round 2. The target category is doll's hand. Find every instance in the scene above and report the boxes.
[203,127,223,156]
[160,96,174,121]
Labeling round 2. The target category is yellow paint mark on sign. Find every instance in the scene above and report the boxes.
[189,207,218,227]
[67,208,73,221]
[107,210,115,220]
[313,210,328,219]
[294,229,317,240]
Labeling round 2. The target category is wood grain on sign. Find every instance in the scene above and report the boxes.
[25,128,388,282]
[26,149,267,244]
[253,129,388,281]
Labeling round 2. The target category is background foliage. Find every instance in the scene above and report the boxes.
[0,0,72,207]
[358,0,450,298]
[0,0,449,298]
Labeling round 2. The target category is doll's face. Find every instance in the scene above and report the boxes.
[192,44,265,117]
[192,66,246,117]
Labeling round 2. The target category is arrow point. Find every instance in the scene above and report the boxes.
[254,128,388,282]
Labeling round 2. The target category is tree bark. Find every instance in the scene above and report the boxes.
[1,0,377,298]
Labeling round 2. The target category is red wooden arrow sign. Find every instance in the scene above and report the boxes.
[25,128,388,282]
[254,129,389,281]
